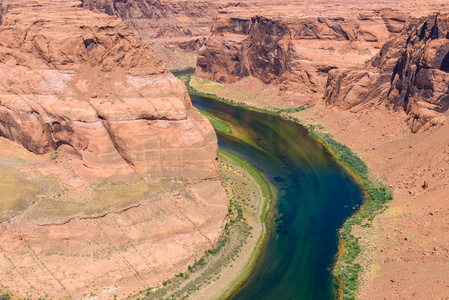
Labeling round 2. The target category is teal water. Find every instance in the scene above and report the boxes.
[191,95,364,300]
[171,68,195,77]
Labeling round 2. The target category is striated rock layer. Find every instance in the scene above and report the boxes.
[189,1,449,299]
[80,0,250,69]
[325,13,449,132]
[0,0,228,298]
[0,0,219,182]
[195,4,408,107]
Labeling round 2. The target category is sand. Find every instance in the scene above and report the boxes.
[141,150,269,299]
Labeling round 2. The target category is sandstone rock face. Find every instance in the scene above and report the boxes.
[81,0,230,39]
[195,6,405,106]
[80,0,248,69]
[0,0,219,182]
[0,1,228,298]
[325,14,449,132]
[0,169,228,299]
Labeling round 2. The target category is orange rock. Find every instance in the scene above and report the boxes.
[195,5,402,107]
[0,0,219,182]
[0,1,228,298]
[325,14,449,132]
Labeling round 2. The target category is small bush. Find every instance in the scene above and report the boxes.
[308,127,393,299]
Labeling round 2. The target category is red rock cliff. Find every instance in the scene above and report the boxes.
[195,6,405,106]
[0,0,220,182]
[325,13,449,132]
[80,0,249,69]
[0,1,228,299]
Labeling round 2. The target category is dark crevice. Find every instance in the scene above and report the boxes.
[83,38,97,52]
[419,21,427,40]
[440,51,449,72]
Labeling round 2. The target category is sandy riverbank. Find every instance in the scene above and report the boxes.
[188,75,449,299]
[140,150,271,299]
[189,151,271,300]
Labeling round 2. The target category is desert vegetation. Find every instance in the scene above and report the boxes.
[134,150,271,299]
[186,77,393,299]
[179,75,310,116]
[198,110,232,134]
[308,127,393,299]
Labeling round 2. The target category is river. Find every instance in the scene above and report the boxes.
[190,95,364,300]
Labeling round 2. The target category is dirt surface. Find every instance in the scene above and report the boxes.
[0,137,228,299]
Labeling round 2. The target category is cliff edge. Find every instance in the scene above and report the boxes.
[0,0,228,298]
[195,5,406,107]
[325,13,449,132]
[0,0,219,182]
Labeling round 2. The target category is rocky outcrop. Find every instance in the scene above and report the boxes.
[81,0,231,38]
[0,3,4,24]
[0,170,228,299]
[195,7,405,106]
[325,14,449,132]
[80,0,249,69]
[0,0,219,182]
[0,0,228,298]
[193,2,449,131]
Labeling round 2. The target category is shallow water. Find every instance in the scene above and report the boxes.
[170,69,195,77]
[191,95,364,300]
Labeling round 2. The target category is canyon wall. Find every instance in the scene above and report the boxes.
[0,0,228,298]
[189,2,449,299]
[325,13,449,132]
[0,0,220,182]
[194,3,449,130]
[80,0,230,39]
[195,6,407,106]
[80,0,249,69]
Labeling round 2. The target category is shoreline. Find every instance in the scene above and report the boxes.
[185,76,392,299]
[180,75,309,117]
[215,151,275,300]
[189,150,273,300]
[140,149,273,300]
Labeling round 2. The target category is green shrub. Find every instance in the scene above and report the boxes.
[308,127,392,299]
[0,293,10,300]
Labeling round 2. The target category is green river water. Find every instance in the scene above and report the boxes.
[190,95,364,300]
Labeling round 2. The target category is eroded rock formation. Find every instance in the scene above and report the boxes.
[0,0,228,298]
[0,0,219,182]
[80,0,249,69]
[325,13,449,132]
[193,2,449,130]
[81,0,230,39]
[195,6,406,106]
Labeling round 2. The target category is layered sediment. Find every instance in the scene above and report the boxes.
[0,0,228,298]
[0,0,219,182]
[325,13,449,132]
[190,1,449,298]
[195,5,407,106]
[80,0,249,69]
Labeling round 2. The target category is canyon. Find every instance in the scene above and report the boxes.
[195,5,401,107]
[176,0,449,299]
[0,0,227,298]
[80,0,248,70]
[1,0,449,299]
[325,13,449,132]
